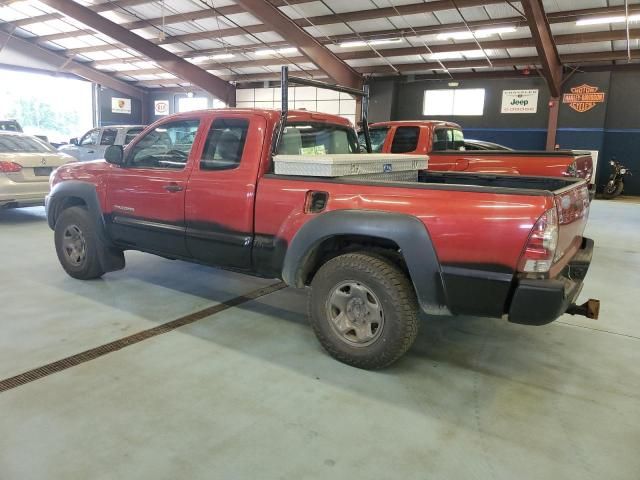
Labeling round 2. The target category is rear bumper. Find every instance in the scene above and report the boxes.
[508,237,594,325]
[0,175,49,208]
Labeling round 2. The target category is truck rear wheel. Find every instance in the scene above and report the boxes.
[308,252,419,369]
[54,206,106,280]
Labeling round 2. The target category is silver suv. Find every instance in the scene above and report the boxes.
[58,125,145,161]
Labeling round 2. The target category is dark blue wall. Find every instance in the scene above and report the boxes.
[97,87,143,126]
[376,70,640,195]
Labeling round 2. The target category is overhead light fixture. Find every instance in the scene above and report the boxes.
[255,47,299,56]
[210,53,235,60]
[576,14,640,26]
[189,53,235,63]
[429,52,464,60]
[428,50,492,60]
[436,26,516,41]
[339,38,403,48]
[448,81,460,87]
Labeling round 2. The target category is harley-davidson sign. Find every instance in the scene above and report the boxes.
[562,84,605,113]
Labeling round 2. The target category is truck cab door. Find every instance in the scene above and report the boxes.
[185,114,264,271]
[105,118,202,257]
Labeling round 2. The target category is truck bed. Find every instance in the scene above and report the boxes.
[270,169,583,196]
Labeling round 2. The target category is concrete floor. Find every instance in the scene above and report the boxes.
[0,199,639,480]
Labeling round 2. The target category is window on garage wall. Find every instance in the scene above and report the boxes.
[235,87,357,126]
[423,88,485,116]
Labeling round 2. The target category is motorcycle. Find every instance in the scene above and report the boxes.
[601,158,632,199]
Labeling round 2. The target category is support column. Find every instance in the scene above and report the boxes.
[546,97,560,151]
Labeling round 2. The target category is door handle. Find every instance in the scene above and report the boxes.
[163,183,184,192]
[87,150,94,154]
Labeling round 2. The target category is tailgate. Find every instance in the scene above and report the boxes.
[552,181,590,273]
[572,153,594,184]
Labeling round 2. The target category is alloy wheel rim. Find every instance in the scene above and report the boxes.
[62,224,87,267]
[325,280,385,347]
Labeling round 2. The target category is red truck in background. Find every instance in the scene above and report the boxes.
[45,74,598,370]
[360,120,595,194]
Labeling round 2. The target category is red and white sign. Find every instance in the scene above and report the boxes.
[154,100,169,116]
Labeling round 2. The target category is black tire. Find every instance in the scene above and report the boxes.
[308,252,419,369]
[54,206,106,280]
[602,181,624,199]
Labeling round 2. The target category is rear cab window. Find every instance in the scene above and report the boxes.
[279,122,359,155]
[432,128,465,151]
[390,126,420,153]
[200,118,249,171]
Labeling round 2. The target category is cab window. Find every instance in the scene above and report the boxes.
[358,127,388,153]
[80,129,99,146]
[390,126,419,153]
[100,128,118,146]
[128,119,200,169]
[200,118,249,170]
[124,128,144,145]
[432,128,465,151]
[279,122,359,155]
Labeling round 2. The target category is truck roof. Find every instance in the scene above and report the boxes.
[162,108,353,127]
[369,120,462,129]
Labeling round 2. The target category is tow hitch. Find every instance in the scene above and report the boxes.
[567,299,600,319]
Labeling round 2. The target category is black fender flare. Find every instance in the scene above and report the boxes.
[46,180,124,273]
[281,210,450,315]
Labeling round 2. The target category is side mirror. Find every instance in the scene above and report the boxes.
[70,137,78,145]
[105,145,125,166]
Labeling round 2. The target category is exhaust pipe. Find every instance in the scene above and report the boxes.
[566,299,600,320]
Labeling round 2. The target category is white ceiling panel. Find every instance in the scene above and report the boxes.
[321,0,378,14]
[278,1,332,19]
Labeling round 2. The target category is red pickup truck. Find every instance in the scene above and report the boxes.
[46,108,597,369]
[361,121,594,191]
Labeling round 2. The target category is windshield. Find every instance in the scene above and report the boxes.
[279,122,359,155]
[0,134,54,153]
[358,127,389,153]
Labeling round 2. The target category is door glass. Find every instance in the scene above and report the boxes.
[100,128,118,146]
[452,129,465,150]
[200,118,249,170]
[390,126,419,153]
[128,119,200,169]
[80,129,99,146]
[432,129,452,151]
[124,128,144,145]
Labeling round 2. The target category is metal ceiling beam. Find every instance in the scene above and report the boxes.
[22,0,502,44]
[521,0,563,97]
[231,0,362,89]
[0,27,145,99]
[111,28,640,78]
[55,3,640,58]
[37,0,236,105]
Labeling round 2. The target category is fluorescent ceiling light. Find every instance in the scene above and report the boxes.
[211,53,235,60]
[429,52,463,60]
[339,38,402,48]
[576,14,640,26]
[436,26,516,41]
[255,47,299,56]
[428,50,492,60]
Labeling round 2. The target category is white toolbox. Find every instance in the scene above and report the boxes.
[273,153,428,177]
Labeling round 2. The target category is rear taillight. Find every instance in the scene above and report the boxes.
[518,208,558,273]
[0,161,22,173]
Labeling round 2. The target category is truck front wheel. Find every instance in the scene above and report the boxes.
[54,206,106,280]
[308,252,419,369]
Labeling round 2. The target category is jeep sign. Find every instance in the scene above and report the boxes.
[501,89,539,114]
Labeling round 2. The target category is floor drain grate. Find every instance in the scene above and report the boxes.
[0,282,286,394]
